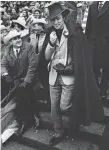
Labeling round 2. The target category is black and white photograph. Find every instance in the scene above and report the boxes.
[1,1,109,150]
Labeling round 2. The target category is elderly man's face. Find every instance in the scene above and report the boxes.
[11,36,22,48]
[51,14,64,30]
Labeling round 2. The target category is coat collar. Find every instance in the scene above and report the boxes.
[8,42,26,60]
[97,1,109,18]
[59,23,69,48]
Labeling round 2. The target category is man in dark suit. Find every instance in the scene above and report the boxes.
[85,1,109,99]
[2,30,39,135]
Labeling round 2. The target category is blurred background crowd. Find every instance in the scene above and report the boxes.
[0,1,93,26]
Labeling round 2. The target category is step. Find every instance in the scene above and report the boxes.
[12,108,109,150]
[14,128,99,150]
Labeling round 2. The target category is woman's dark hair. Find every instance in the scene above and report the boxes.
[11,22,25,30]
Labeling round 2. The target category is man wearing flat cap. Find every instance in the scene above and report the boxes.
[1,30,40,136]
[44,2,104,146]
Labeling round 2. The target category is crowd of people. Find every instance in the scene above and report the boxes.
[1,1,109,147]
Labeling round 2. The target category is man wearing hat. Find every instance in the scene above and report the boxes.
[30,18,50,108]
[1,30,40,136]
[44,2,104,146]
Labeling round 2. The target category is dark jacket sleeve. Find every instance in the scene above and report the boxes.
[1,50,9,75]
[24,44,39,83]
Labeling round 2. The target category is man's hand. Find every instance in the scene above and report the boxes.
[53,63,65,74]
[3,75,12,84]
[49,31,57,45]
[18,82,29,89]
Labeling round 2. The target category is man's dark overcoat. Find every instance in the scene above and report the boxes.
[41,12,104,126]
[85,2,109,71]
[1,42,39,84]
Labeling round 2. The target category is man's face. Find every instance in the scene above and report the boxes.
[51,14,64,30]
[12,8,16,14]
[11,36,22,48]
[32,23,43,34]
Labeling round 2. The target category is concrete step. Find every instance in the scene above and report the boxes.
[12,107,109,150]
[14,127,99,150]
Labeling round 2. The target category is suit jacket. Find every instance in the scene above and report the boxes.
[42,10,104,126]
[1,42,39,84]
[45,24,74,86]
[85,2,109,67]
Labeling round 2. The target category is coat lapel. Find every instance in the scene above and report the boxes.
[97,2,109,18]
[17,42,26,59]
[93,2,99,18]
[9,46,17,61]
[59,24,68,48]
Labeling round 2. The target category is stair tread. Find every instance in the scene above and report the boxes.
[23,128,99,150]
[40,111,106,136]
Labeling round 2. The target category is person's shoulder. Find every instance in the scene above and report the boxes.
[90,2,97,7]
[3,45,11,56]
[22,41,32,47]
[44,26,54,35]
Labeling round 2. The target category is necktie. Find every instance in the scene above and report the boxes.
[35,34,40,54]
[16,49,19,58]
[98,2,103,11]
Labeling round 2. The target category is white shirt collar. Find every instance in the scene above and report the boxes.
[13,48,20,57]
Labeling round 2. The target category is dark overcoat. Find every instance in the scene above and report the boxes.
[1,42,39,84]
[85,2,109,70]
[41,12,104,126]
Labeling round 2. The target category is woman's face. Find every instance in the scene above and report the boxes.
[14,23,22,32]
[22,10,27,17]
[33,11,40,19]
[51,14,64,30]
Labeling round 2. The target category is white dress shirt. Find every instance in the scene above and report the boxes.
[13,48,20,57]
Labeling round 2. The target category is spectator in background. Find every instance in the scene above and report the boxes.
[10,8,18,20]
[35,2,40,9]
[30,19,50,107]
[33,9,41,19]
[11,19,29,42]
[0,7,10,26]
[0,25,10,59]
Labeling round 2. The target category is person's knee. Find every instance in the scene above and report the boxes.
[60,103,72,112]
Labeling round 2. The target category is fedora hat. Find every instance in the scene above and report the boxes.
[12,18,26,29]
[32,18,47,26]
[48,2,70,20]
[4,30,21,44]
[0,25,9,31]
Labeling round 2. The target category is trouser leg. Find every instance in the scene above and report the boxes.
[50,84,63,137]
